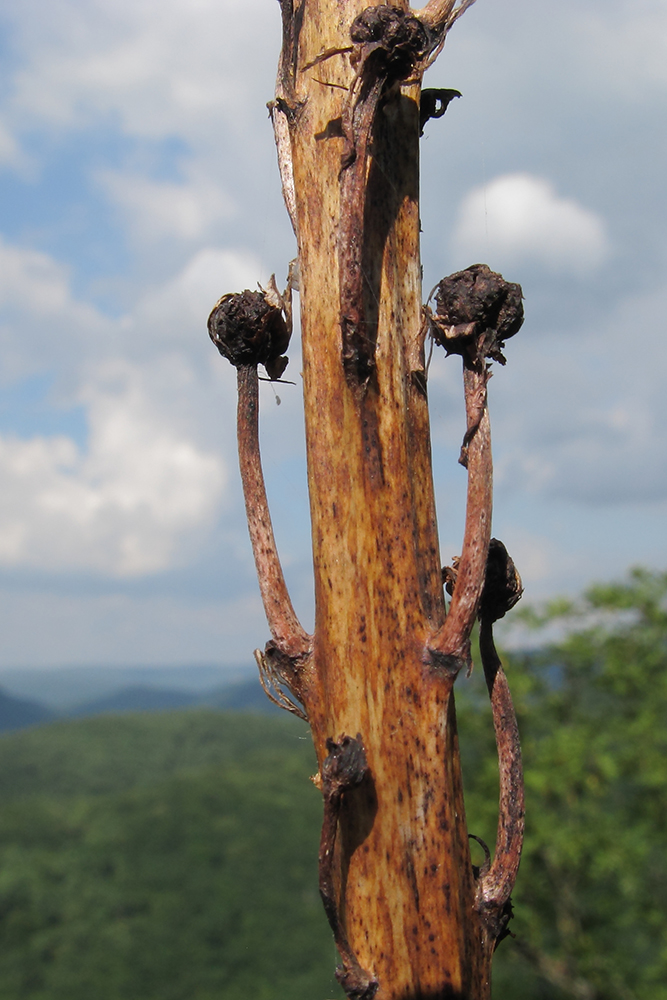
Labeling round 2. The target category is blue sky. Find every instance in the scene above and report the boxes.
[0,0,665,669]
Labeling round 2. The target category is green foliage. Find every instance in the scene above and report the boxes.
[0,569,665,999]
[458,567,667,1000]
[0,710,304,799]
[0,711,342,1000]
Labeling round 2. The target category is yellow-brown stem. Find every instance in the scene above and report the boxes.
[285,1,489,996]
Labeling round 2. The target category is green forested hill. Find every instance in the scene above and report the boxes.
[0,710,307,799]
[0,711,343,1000]
[0,569,666,1000]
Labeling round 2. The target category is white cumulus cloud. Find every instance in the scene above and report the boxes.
[98,168,236,245]
[452,173,610,275]
[3,0,279,142]
[0,236,115,383]
[490,282,667,506]
[0,359,226,577]
[0,237,268,578]
[132,246,263,350]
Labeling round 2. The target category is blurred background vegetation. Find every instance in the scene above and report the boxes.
[0,568,665,1000]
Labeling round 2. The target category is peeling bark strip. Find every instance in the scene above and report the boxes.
[268,0,305,236]
[338,6,430,385]
[319,735,379,1000]
[337,6,470,386]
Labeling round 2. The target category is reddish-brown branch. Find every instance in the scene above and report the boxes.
[478,616,524,922]
[427,364,492,671]
[236,365,311,661]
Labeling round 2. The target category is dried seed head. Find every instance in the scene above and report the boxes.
[479,538,523,624]
[431,264,524,366]
[350,5,430,80]
[208,289,290,379]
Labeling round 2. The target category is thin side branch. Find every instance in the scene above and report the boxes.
[237,365,311,661]
[428,364,492,670]
[473,538,525,947]
[412,0,477,69]
[339,70,385,384]
[338,7,430,385]
[425,265,524,673]
[270,0,304,236]
[414,0,477,32]
[477,617,524,916]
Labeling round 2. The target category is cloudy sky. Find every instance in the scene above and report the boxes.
[0,0,664,669]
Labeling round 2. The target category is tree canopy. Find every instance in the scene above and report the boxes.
[0,569,665,999]
[463,568,667,1000]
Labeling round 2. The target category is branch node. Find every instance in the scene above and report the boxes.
[254,645,309,722]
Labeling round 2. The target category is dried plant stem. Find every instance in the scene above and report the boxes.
[236,365,311,660]
[428,364,492,669]
[478,616,525,920]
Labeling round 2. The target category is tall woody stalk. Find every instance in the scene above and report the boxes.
[208,2,526,997]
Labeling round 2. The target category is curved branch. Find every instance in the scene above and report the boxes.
[427,364,492,671]
[237,365,311,661]
[413,0,477,32]
[412,0,477,68]
[424,264,523,675]
[477,616,524,915]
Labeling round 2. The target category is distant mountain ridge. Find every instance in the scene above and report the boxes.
[0,688,55,733]
[0,664,251,710]
[67,686,202,717]
[0,676,283,734]
[68,678,283,718]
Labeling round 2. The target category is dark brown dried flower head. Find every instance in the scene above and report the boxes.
[208,289,290,379]
[431,263,524,367]
[478,538,523,624]
[350,5,430,81]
